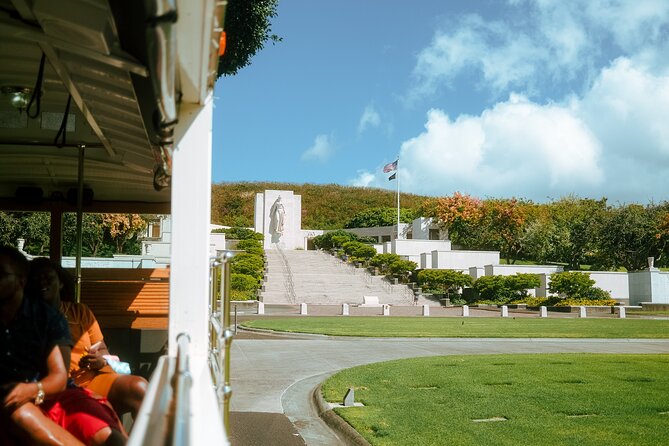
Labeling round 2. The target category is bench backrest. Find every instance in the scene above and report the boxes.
[66,268,169,329]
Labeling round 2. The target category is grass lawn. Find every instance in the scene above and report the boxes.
[241,316,669,338]
[321,354,669,446]
[628,310,669,316]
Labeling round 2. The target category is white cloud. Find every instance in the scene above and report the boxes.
[357,104,381,134]
[395,58,669,202]
[575,58,669,201]
[350,170,376,187]
[301,134,334,162]
[408,0,669,101]
[397,96,603,200]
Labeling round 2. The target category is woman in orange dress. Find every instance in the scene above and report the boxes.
[27,258,147,418]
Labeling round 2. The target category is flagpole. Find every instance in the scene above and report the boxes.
[396,156,400,239]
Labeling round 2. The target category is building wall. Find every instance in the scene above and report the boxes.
[588,271,629,302]
[629,270,669,305]
[392,239,452,257]
[431,250,500,270]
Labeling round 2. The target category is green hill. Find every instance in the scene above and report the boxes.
[211,182,431,229]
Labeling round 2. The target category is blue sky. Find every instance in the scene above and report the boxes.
[213,0,669,204]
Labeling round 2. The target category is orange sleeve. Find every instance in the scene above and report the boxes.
[80,303,104,345]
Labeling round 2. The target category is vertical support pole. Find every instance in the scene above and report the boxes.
[423,304,430,316]
[618,306,626,319]
[540,306,548,318]
[501,305,509,317]
[383,304,390,316]
[74,144,85,303]
[300,303,307,315]
[462,305,469,317]
[257,301,265,315]
[169,100,213,358]
[342,303,349,316]
[396,157,400,239]
[49,207,63,265]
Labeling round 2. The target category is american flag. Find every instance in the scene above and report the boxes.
[383,160,398,173]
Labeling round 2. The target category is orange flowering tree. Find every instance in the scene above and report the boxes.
[102,214,147,254]
[433,192,482,239]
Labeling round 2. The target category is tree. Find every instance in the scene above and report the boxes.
[594,204,663,271]
[14,212,50,255]
[548,197,607,270]
[63,213,107,257]
[102,214,147,254]
[217,0,282,76]
[344,207,415,229]
[485,198,528,264]
[433,192,482,240]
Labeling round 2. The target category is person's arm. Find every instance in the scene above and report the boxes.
[79,340,111,371]
[3,344,68,410]
[77,304,111,371]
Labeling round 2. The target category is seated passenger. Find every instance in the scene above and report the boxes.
[28,258,147,418]
[1,246,126,446]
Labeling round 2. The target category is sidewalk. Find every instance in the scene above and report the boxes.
[229,327,669,445]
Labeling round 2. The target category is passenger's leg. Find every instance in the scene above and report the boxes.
[107,375,148,417]
[8,403,83,446]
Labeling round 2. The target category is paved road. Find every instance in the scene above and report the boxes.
[229,331,669,445]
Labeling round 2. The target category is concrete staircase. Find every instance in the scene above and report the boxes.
[259,249,418,305]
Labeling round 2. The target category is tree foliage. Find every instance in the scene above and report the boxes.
[218,0,282,76]
[593,204,664,271]
[548,271,614,303]
[344,207,416,229]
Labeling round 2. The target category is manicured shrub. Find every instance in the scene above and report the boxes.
[548,271,595,299]
[506,273,541,298]
[342,241,377,262]
[215,227,264,241]
[473,275,512,304]
[236,238,264,256]
[473,273,541,304]
[312,230,360,250]
[369,253,401,273]
[237,238,262,250]
[230,289,256,301]
[231,273,259,291]
[389,260,418,282]
[417,269,473,295]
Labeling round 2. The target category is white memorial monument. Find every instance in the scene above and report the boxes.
[254,190,323,249]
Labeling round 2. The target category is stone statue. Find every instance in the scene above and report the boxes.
[269,196,285,235]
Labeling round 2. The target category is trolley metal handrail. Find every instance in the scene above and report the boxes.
[171,332,192,445]
[209,254,234,435]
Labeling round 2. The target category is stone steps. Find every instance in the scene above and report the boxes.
[259,249,416,305]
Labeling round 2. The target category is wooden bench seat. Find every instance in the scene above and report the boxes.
[67,268,170,330]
